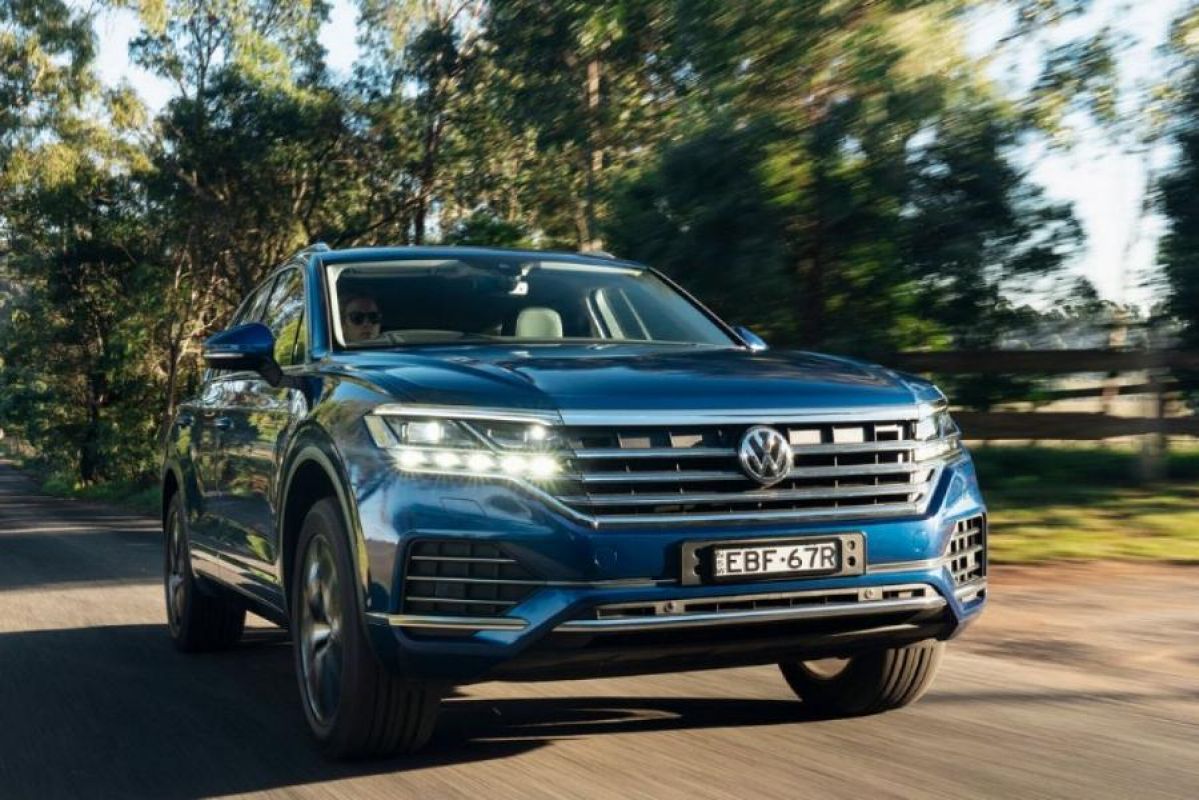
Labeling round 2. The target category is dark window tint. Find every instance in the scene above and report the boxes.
[229,279,274,328]
[261,269,306,366]
[329,258,736,348]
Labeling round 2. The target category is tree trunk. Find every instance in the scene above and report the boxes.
[796,220,826,347]
[581,57,604,251]
[79,371,107,484]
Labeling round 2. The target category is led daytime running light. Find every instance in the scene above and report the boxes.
[392,447,561,479]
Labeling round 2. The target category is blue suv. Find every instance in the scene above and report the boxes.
[161,245,986,757]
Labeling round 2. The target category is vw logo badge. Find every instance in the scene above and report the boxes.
[738,426,793,486]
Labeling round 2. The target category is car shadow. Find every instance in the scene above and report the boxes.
[0,623,817,799]
[5,621,1197,798]
[436,693,814,743]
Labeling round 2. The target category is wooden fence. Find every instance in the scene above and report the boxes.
[889,349,1198,479]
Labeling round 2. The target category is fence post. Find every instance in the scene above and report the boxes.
[1139,364,1167,483]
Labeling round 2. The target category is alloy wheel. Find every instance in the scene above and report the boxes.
[299,533,344,726]
[801,657,851,680]
[165,512,187,634]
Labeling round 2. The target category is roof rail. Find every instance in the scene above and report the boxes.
[297,242,331,256]
[579,249,617,259]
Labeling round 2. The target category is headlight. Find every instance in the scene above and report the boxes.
[913,406,961,462]
[364,411,565,480]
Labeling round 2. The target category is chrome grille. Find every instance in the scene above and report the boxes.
[553,418,945,525]
[949,515,986,587]
[403,541,539,617]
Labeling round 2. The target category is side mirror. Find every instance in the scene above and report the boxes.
[203,323,284,384]
[733,325,769,352]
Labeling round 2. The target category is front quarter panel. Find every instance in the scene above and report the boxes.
[278,369,408,612]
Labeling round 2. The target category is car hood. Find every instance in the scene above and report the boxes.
[334,344,931,418]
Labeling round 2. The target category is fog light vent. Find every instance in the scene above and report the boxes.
[948,515,986,587]
[403,541,541,617]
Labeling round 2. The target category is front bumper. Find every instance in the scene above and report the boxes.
[355,452,987,683]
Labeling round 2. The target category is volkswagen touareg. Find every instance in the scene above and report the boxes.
[161,245,986,757]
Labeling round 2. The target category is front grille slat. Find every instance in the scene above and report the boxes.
[786,461,933,479]
[575,447,735,459]
[559,480,932,508]
[554,417,946,525]
[595,502,923,526]
[578,470,748,484]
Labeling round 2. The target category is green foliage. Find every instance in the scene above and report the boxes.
[1159,68,1199,350]
[0,0,1155,488]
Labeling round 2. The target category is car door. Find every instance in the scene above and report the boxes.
[186,285,273,581]
[181,378,228,582]
[217,267,308,608]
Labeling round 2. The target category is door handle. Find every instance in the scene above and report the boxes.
[213,416,234,431]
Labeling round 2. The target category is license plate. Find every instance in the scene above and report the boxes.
[712,540,841,581]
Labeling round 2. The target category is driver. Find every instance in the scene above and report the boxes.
[340,294,382,343]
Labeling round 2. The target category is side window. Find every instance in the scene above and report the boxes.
[261,269,306,367]
[592,288,650,340]
[209,278,279,380]
[233,278,277,328]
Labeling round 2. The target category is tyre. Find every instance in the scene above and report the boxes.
[292,497,441,758]
[164,494,246,651]
[779,640,944,716]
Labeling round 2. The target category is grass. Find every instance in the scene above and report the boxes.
[973,446,1199,564]
[39,473,162,517]
[0,441,160,517]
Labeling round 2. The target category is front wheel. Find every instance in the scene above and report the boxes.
[292,498,441,758]
[779,641,944,716]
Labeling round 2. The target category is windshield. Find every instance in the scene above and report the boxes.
[326,256,738,349]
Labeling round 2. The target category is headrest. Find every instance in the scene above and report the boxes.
[515,307,564,339]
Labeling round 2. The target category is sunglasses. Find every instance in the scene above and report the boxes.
[346,311,381,325]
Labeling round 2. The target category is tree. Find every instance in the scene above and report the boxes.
[608,1,1082,358]
[482,0,680,248]
[1158,8,1199,350]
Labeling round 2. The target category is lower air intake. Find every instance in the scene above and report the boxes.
[403,541,540,617]
[949,515,986,588]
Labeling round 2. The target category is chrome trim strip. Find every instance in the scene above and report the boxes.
[373,404,562,425]
[786,440,917,454]
[591,501,924,526]
[573,441,919,459]
[595,581,917,615]
[954,579,987,602]
[366,613,529,631]
[404,575,670,588]
[405,595,518,606]
[560,481,930,507]
[787,460,934,479]
[404,572,671,588]
[406,576,547,586]
[559,406,925,426]
[409,555,518,564]
[189,543,224,562]
[578,469,746,484]
[574,446,736,459]
[867,557,948,574]
[555,594,947,633]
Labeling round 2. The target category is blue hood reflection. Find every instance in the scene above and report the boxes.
[336,343,921,414]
